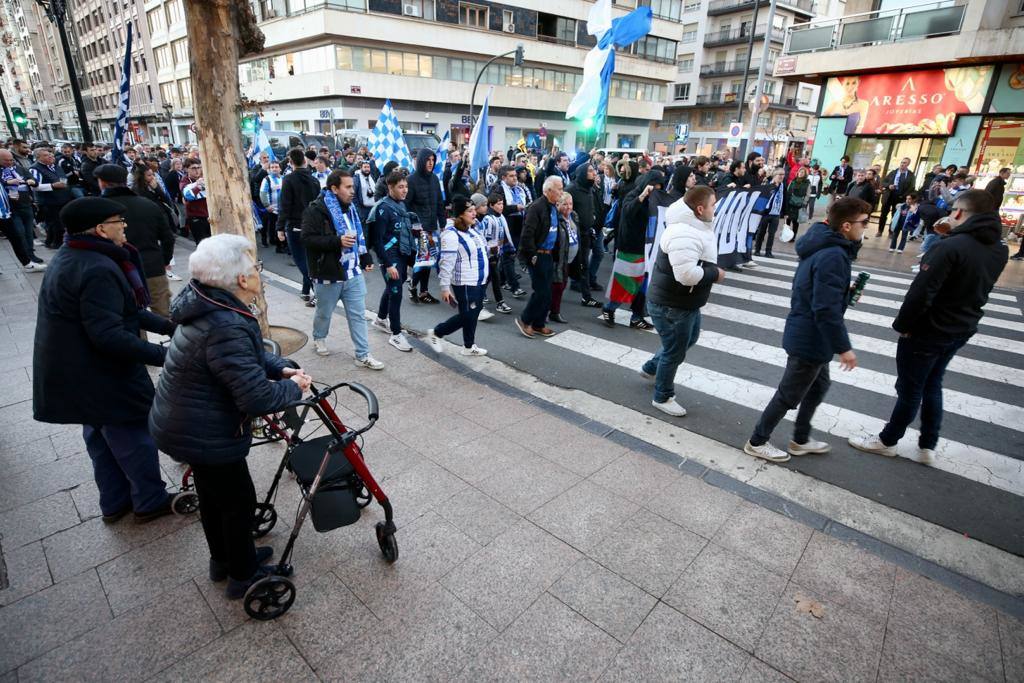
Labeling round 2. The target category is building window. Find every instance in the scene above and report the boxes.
[677,53,694,72]
[701,111,715,126]
[172,38,189,66]
[502,9,514,31]
[649,0,683,22]
[155,46,172,69]
[797,87,812,105]
[681,23,697,43]
[762,80,776,95]
[178,78,192,106]
[146,7,165,33]
[757,113,770,127]
[673,83,690,100]
[631,35,677,64]
[459,3,487,28]
[791,114,807,130]
[401,0,434,20]
[160,81,176,107]
[684,0,701,11]
[165,0,184,25]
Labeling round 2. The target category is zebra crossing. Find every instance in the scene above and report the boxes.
[543,252,1024,498]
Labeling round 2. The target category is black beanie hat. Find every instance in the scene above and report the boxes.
[450,194,472,217]
[59,197,125,234]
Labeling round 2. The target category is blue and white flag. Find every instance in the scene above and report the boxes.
[565,0,651,136]
[246,115,275,168]
[111,22,133,167]
[434,129,450,199]
[467,87,492,181]
[368,99,414,170]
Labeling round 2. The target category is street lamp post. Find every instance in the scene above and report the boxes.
[35,0,92,143]
[163,102,175,145]
[469,43,524,127]
[0,65,16,136]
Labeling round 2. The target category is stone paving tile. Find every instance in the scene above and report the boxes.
[427,431,522,487]
[645,473,743,539]
[590,507,707,598]
[476,450,581,516]
[663,542,788,653]
[755,584,887,683]
[791,531,896,619]
[151,620,314,682]
[454,389,543,431]
[435,487,521,545]
[276,571,381,672]
[739,657,795,682]
[96,521,210,616]
[17,580,221,682]
[456,592,621,681]
[0,491,80,550]
[876,630,1002,682]
[68,480,103,522]
[712,500,813,578]
[0,399,68,448]
[999,612,1024,683]
[601,602,750,681]
[499,412,625,477]
[441,519,582,630]
[0,541,51,607]
[528,479,639,553]
[588,450,683,501]
[548,558,657,643]
[370,458,469,529]
[0,368,32,409]
[0,453,95,513]
[885,567,1003,682]
[0,570,112,674]
[0,435,58,476]
[48,427,88,460]
[385,396,490,454]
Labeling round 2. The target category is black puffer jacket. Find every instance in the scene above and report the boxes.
[279,166,321,229]
[405,148,445,231]
[149,281,302,465]
[102,186,175,278]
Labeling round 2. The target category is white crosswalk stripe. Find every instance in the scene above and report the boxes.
[549,329,1024,497]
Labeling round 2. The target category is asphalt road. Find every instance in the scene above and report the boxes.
[257,236,1024,557]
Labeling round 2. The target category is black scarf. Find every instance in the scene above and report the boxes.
[66,233,151,309]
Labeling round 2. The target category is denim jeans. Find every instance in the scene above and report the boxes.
[750,355,831,446]
[642,303,701,403]
[521,253,553,329]
[889,220,911,251]
[82,420,168,516]
[435,284,484,348]
[10,202,36,260]
[920,232,941,256]
[878,334,968,449]
[377,259,409,334]
[286,228,311,296]
[499,250,520,290]
[313,275,369,359]
[588,235,605,286]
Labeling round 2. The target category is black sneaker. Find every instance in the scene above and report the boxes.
[602,310,616,327]
[210,546,274,582]
[581,298,602,308]
[133,495,173,524]
[629,319,654,330]
[511,288,527,298]
[589,282,602,291]
[225,564,277,600]
[102,504,133,524]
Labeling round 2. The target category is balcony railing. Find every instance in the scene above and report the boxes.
[704,24,786,46]
[707,0,813,16]
[699,58,774,77]
[694,92,798,107]
[784,0,967,54]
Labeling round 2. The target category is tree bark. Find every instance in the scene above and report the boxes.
[183,0,269,334]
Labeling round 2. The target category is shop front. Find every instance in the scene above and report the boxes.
[971,65,1024,232]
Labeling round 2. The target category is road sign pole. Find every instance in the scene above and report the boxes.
[744,0,778,159]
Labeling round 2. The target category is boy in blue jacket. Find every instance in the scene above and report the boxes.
[743,197,871,463]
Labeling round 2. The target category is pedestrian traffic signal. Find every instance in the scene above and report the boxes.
[11,107,27,128]
[513,44,525,67]
[581,117,595,131]
[241,115,258,134]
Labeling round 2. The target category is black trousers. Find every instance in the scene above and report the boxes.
[878,195,901,235]
[188,216,212,244]
[190,459,258,581]
[39,203,66,247]
[754,216,780,255]
[750,355,831,446]
[0,217,31,265]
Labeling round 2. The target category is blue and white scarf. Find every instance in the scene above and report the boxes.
[1,167,28,195]
[501,181,526,216]
[323,189,366,280]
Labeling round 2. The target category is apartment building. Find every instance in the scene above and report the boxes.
[653,0,843,160]
[239,0,680,152]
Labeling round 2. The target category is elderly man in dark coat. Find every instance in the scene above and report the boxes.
[33,197,176,523]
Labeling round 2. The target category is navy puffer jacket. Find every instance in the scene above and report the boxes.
[149,281,302,465]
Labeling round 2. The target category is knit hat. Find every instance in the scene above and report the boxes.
[469,193,488,208]
[59,197,125,234]
[93,164,128,184]
[450,195,472,217]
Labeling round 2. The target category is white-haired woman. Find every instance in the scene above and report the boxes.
[150,234,312,600]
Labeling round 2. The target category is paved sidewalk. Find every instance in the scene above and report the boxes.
[0,241,1022,681]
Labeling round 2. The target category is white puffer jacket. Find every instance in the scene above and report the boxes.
[660,199,718,286]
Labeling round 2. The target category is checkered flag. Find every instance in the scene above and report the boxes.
[368,99,413,170]
[111,22,133,166]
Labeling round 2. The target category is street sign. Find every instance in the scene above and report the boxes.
[674,123,689,143]
[727,121,742,147]
[349,85,361,94]
[319,109,333,119]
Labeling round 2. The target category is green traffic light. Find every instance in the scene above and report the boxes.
[12,107,27,125]
[582,117,594,131]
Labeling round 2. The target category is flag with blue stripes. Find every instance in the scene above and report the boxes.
[434,130,450,200]
[368,99,413,170]
[111,22,133,167]
[246,115,275,168]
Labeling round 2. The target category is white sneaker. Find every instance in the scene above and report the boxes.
[371,318,391,334]
[34,239,44,247]
[895,249,903,254]
[166,270,182,281]
[743,440,790,463]
[425,328,443,353]
[788,439,831,456]
[478,308,494,321]
[652,398,686,417]
[23,261,46,272]
[888,248,895,253]
[741,261,759,269]
[915,448,936,465]
[388,333,412,352]
[461,345,488,356]
[848,434,897,457]
[313,339,330,356]
[354,355,385,370]
[910,265,920,273]
[915,252,923,260]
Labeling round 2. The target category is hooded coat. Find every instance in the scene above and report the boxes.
[892,212,1008,339]
[781,222,856,363]
[149,281,301,465]
[567,164,599,235]
[647,200,719,310]
[405,148,445,231]
[618,170,676,255]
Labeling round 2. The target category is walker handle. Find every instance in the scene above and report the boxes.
[346,382,379,422]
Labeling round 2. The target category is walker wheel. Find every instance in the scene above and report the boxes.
[171,491,199,516]
[243,576,295,621]
[355,484,372,509]
[252,503,277,538]
[376,522,398,563]
[252,416,285,442]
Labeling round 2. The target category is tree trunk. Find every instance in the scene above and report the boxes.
[183,0,269,334]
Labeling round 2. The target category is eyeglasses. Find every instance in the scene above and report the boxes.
[99,218,126,227]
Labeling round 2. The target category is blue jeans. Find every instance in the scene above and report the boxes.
[10,202,37,261]
[879,334,968,450]
[435,284,484,348]
[588,235,605,286]
[377,258,409,334]
[920,232,940,255]
[889,220,911,251]
[750,355,831,446]
[83,421,168,516]
[521,253,553,329]
[313,275,369,359]
[643,303,702,403]
[286,228,311,296]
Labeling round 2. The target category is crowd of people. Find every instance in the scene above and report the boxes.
[9,130,1014,605]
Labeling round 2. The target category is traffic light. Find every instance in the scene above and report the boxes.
[11,107,27,129]
[513,44,525,67]
[241,114,258,134]
[581,117,595,131]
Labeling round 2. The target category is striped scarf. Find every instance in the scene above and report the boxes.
[66,233,151,309]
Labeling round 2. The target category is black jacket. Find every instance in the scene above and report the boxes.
[249,165,268,204]
[567,164,599,235]
[163,169,185,202]
[301,195,373,281]
[150,281,301,466]
[279,166,321,229]
[828,164,853,194]
[985,176,1006,208]
[519,195,566,265]
[405,148,445,231]
[893,212,1009,340]
[102,186,175,278]
[847,180,877,207]
[618,171,669,254]
[79,156,102,196]
[884,169,916,201]
[33,239,175,426]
